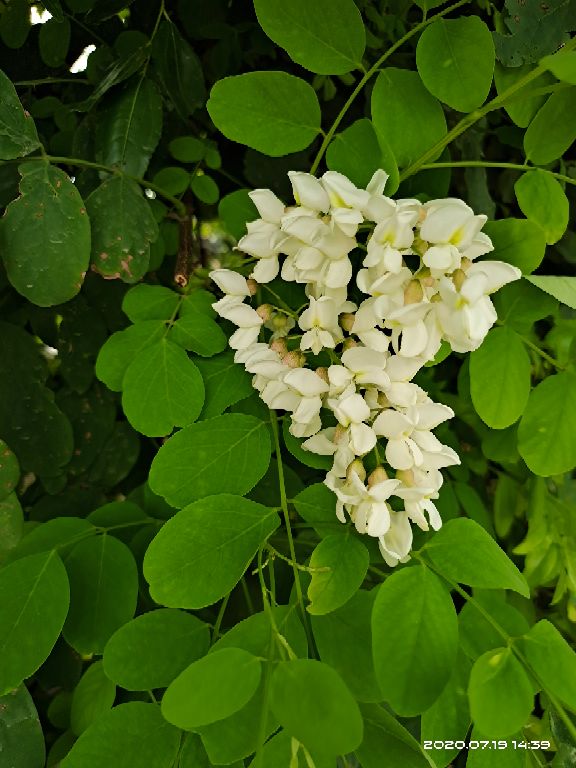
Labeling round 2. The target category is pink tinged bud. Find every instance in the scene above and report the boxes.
[368,466,389,487]
[334,424,348,444]
[342,338,358,351]
[347,459,367,483]
[270,338,288,355]
[339,313,356,332]
[256,303,273,322]
[396,468,415,486]
[404,280,424,305]
[282,350,306,368]
[247,278,258,296]
[315,366,329,383]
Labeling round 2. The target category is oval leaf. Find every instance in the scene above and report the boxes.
[0,68,40,159]
[0,686,45,768]
[143,494,279,608]
[0,162,90,306]
[161,648,261,729]
[482,218,547,274]
[307,533,369,615]
[524,88,576,165]
[371,564,458,715]
[149,413,271,506]
[207,72,321,157]
[514,170,569,245]
[525,275,576,310]
[520,619,576,711]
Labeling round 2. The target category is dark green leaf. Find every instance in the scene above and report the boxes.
[0,162,90,306]
[207,72,321,157]
[190,173,219,204]
[0,0,30,49]
[0,439,19,502]
[121,339,205,437]
[103,609,210,690]
[39,18,71,68]
[0,68,40,159]
[8,517,95,562]
[0,551,69,694]
[494,0,576,66]
[218,190,258,241]
[0,686,46,768]
[63,535,138,655]
[143,494,279,608]
[70,662,116,735]
[253,0,365,74]
[151,20,206,118]
[372,564,458,715]
[149,414,271,506]
[195,350,254,418]
[0,493,23,563]
[483,218,547,274]
[326,118,387,188]
[169,136,206,163]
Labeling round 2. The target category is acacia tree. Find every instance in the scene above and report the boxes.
[1,0,576,766]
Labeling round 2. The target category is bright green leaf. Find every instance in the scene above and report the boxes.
[0,162,90,306]
[520,619,576,710]
[207,72,321,157]
[326,118,389,188]
[371,564,458,715]
[293,482,343,538]
[162,648,261,729]
[542,49,576,83]
[218,190,258,241]
[525,275,576,309]
[483,218,547,274]
[103,609,210,691]
[190,173,219,204]
[143,494,279,608]
[122,339,204,437]
[357,703,436,768]
[269,659,363,755]
[0,551,69,695]
[8,517,95,562]
[518,372,576,475]
[494,63,552,128]
[307,533,369,615]
[514,170,569,244]
[63,535,138,655]
[371,69,446,168]
[468,648,534,737]
[149,414,271,506]
[194,351,253,418]
[524,88,576,165]
[169,136,205,163]
[416,18,495,112]
[169,314,227,356]
[469,326,532,429]
[122,284,180,322]
[70,662,116,735]
[253,0,365,74]
[95,321,165,392]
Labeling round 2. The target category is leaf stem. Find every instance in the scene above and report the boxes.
[309,0,471,174]
[419,161,576,188]
[212,592,231,639]
[519,335,565,371]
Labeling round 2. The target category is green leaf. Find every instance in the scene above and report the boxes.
[103,608,210,690]
[356,703,436,768]
[60,702,180,768]
[371,69,446,168]
[524,87,576,165]
[70,662,116,736]
[169,315,227,357]
[483,218,547,274]
[194,351,254,418]
[282,418,333,470]
[190,173,219,204]
[162,648,261,729]
[311,589,382,703]
[0,439,19,502]
[149,414,271,506]
[96,79,162,177]
[0,0,30,49]
[269,659,363,755]
[218,190,258,241]
[371,564,458,715]
[253,0,365,74]
[293,482,343,537]
[212,605,307,658]
[152,166,190,195]
[514,170,569,245]
[122,339,204,437]
[466,726,526,767]
[468,648,534,737]
[207,72,321,157]
[469,327,532,429]
[518,372,576,475]
[151,19,205,118]
[122,285,180,322]
[169,136,205,163]
[425,518,529,596]
[8,517,95,562]
[144,494,279,608]
[525,275,576,309]
[492,279,558,334]
[95,321,165,392]
[494,64,552,128]
[416,18,495,112]
[520,619,576,710]
[0,493,23,563]
[86,177,158,283]
[63,535,138,655]
[307,533,369,615]
[459,594,530,662]
[326,118,389,188]
[0,686,46,768]
[39,17,71,67]
[255,730,333,768]
[0,162,90,306]
[421,652,472,768]
[0,68,40,159]
[0,551,70,695]
[542,49,576,84]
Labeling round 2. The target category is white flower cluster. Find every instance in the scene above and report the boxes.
[210,170,521,566]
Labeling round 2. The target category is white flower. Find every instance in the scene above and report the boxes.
[327,391,376,457]
[395,468,443,531]
[283,368,329,438]
[249,189,286,224]
[299,296,342,355]
[420,198,490,253]
[288,171,330,213]
[210,268,251,302]
[378,510,413,567]
[365,200,421,273]
[325,471,401,536]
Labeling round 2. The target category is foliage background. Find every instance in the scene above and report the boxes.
[1,0,576,766]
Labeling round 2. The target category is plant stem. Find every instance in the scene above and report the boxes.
[419,161,576,188]
[309,0,472,174]
[520,335,565,371]
[212,592,231,639]
[400,35,576,181]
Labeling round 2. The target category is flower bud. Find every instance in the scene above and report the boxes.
[396,468,415,486]
[342,338,358,351]
[315,366,329,383]
[282,350,306,368]
[367,466,388,487]
[246,278,258,296]
[404,280,424,305]
[270,338,288,355]
[461,257,472,271]
[346,459,366,483]
[256,304,273,321]
[339,313,355,332]
[452,269,466,291]
[412,235,428,256]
